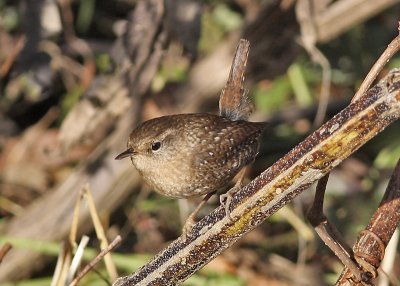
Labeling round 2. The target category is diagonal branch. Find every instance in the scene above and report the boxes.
[113,68,400,285]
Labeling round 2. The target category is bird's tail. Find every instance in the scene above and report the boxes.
[219,39,254,121]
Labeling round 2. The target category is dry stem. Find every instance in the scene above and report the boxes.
[70,236,122,286]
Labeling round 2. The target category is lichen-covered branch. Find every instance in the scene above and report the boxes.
[113,69,400,286]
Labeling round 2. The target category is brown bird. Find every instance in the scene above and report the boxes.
[116,39,264,234]
[115,113,263,198]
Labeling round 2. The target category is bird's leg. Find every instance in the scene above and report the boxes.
[307,173,366,283]
[182,191,216,237]
[220,167,247,219]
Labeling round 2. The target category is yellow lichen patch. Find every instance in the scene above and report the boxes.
[225,205,259,236]
[323,129,359,156]
[272,165,304,192]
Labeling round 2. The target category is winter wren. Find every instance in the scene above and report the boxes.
[116,39,263,222]
[115,113,264,198]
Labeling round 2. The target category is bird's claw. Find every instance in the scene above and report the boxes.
[220,185,240,220]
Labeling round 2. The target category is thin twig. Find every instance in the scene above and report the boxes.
[0,243,12,264]
[308,174,364,281]
[83,185,118,280]
[296,0,332,127]
[352,27,400,103]
[70,235,122,286]
[50,241,71,286]
[0,35,25,78]
[67,235,90,284]
[312,49,331,127]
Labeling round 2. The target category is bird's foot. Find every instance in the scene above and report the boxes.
[181,192,216,240]
[220,185,240,220]
[181,216,196,240]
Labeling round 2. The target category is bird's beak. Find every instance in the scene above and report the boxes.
[115,147,135,160]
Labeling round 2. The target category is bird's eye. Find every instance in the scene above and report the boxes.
[151,141,161,151]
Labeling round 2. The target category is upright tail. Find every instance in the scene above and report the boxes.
[219,39,254,121]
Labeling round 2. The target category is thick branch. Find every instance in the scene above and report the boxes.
[113,69,400,285]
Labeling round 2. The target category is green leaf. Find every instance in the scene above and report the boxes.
[288,63,313,107]
[76,0,95,34]
[253,76,292,113]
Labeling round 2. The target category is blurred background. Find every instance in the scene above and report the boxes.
[0,0,400,285]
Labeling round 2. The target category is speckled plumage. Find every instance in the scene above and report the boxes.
[122,113,264,198]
